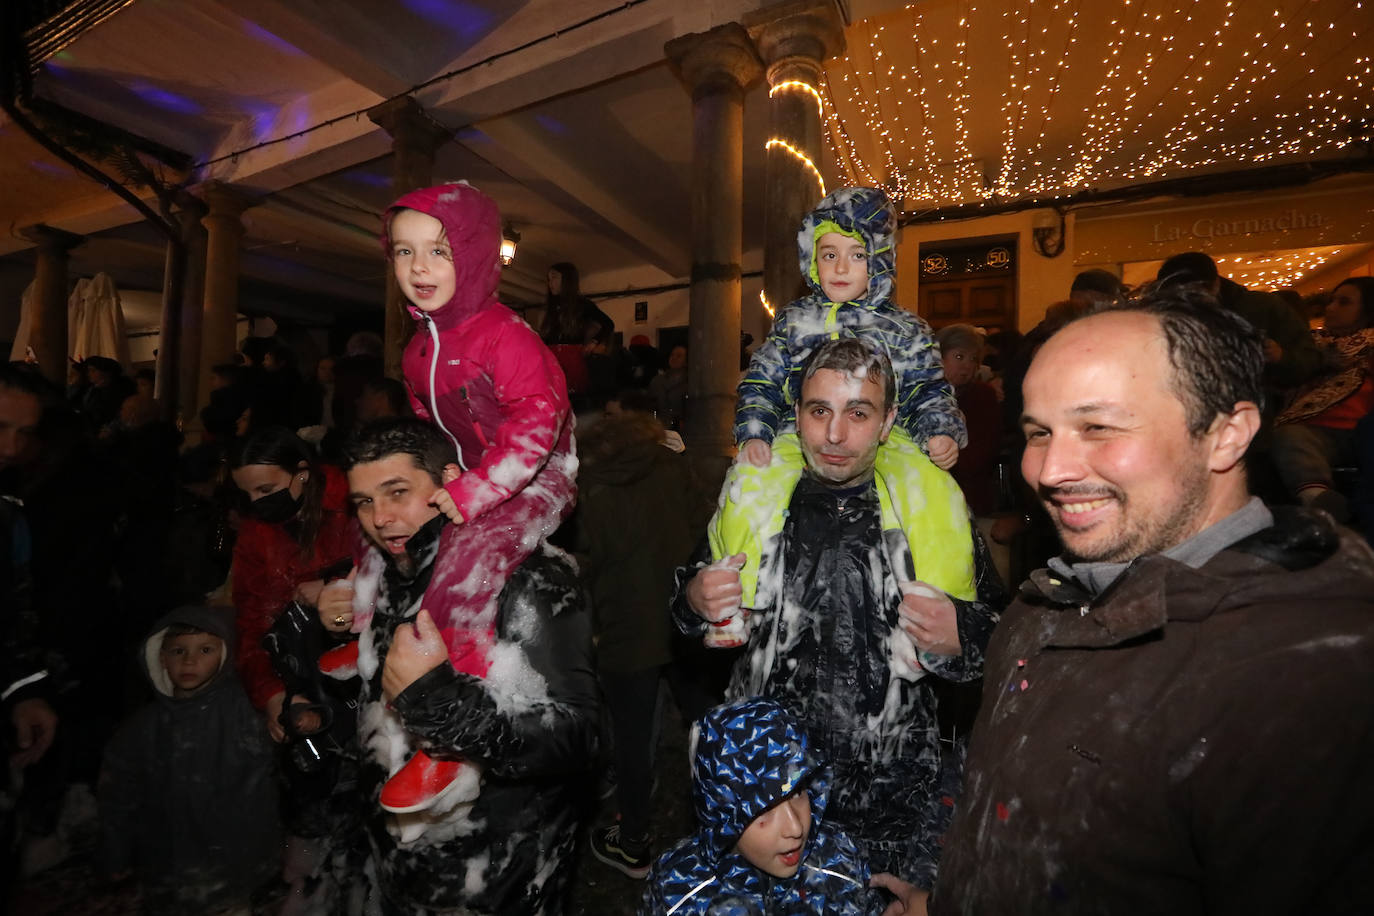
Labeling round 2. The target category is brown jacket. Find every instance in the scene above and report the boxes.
[933,507,1374,915]
[575,413,712,673]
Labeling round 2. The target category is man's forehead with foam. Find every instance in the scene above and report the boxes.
[799,365,885,414]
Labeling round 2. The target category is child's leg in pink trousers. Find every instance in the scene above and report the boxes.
[381,455,576,813]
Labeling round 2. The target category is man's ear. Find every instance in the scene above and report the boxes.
[1207,402,1261,473]
[440,463,462,485]
[880,406,898,442]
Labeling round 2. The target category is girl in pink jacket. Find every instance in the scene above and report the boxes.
[362,181,577,813]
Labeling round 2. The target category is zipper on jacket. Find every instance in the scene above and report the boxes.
[423,314,467,471]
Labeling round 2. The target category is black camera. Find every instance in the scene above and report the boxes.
[262,600,357,794]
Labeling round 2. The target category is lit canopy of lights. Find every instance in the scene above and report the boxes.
[822,0,1372,210]
[1216,245,1355,288]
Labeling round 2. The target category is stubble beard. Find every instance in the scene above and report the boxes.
[1054,461,1211,565]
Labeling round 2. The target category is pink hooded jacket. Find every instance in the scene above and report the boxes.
[386,182,575,525]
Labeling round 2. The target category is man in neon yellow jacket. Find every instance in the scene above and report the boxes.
[673,339,1004,890]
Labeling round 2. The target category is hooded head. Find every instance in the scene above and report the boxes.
[382,181,503,330]
[690,697,828,867]
[142,605,236,700]
[798,187,897,306]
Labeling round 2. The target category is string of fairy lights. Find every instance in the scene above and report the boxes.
[820,0,1371,208]
[761,83,831,316]
[1216,246,1349,289]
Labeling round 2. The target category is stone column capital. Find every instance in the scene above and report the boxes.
[18,224,84,257]
[368,96,451,157]
[743,0,846,85]
[666,23,763,99]
[196,181,258,233]
[175,192,209,219]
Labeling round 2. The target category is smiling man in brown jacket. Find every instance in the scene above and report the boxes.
[925,284,1374,916]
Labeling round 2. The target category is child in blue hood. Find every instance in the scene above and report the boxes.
[643,697,883,915]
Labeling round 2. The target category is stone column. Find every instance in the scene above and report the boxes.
[666,23,763,459]
[153,224,187,417]
[176,198,208,426]
[196,182,256,416]
[18,225,83,384]
[745,0,845,312]
[368,97,451,380]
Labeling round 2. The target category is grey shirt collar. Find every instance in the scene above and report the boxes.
[1047,497,1274,597]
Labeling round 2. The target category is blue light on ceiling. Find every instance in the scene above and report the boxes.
[345,171,392,188]
[534,114,568,136]
[128,82,203,115]
[241,21,305,57]
[30,159,72,178]
[245,101,280,144]
[400,0,496,43]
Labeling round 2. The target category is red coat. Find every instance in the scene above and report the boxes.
[950,380,1002,517]
[390,182,576,529]
[404,305,575,524]
[232,465,354,709]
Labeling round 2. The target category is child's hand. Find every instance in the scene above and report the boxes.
[737,439,772,467]
[429,487,464,524]
[382,609,449,702]
[925,435,959,470]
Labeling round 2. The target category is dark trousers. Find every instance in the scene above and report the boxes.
[599,666,662,842]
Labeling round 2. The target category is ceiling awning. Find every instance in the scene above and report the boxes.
[822,0,1373,217]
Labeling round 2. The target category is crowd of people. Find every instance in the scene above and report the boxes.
[2,179,1372,916]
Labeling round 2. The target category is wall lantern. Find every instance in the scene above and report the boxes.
[1031,208,1066,259]
[500,224,521,267]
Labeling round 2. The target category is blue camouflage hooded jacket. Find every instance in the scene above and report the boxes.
[735,187,965,449]
[642,697,882,916]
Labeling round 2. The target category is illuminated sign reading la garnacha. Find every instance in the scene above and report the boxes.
[1152,210,1326,243]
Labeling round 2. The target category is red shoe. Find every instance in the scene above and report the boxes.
[379,750,475,814]
[318,641,359,679]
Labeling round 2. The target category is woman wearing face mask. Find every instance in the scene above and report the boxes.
[228,427,354,741]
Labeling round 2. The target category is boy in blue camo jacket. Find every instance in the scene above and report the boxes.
[642,697,884,915]
[736,186,964,468]
[709,187,972,620]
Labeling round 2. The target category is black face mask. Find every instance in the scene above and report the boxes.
[247,485,303,524]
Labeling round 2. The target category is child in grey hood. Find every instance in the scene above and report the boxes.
[99,605,281,914]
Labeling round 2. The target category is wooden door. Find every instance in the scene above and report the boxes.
[918,276,1015,331]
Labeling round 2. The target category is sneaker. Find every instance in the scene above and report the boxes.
[318,641,360,679]
[590,824,651,879]
[379,750,473,814]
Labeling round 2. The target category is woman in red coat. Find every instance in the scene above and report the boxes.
[228,427,354,741]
